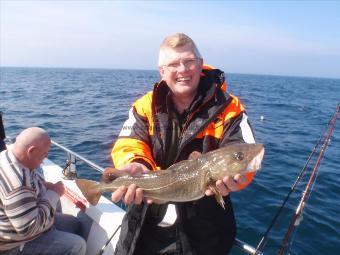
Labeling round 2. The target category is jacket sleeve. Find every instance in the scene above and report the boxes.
[111,95,158,170]
[219,97,257,190]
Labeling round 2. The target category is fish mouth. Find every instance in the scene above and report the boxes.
[246,147,265,172]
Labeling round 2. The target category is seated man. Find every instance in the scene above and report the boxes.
[0,127,86,255]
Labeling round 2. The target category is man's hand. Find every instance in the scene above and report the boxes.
[205,173,248,197]
[144,197,166,205]
[45,181,65,196]
[110,162,150,205]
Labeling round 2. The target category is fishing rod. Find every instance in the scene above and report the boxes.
[278,104,340,255]
[255,104,340,254]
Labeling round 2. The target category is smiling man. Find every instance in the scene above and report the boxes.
[108,33,257,255]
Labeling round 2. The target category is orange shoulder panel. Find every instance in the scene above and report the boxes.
[111,137,158,170]
[132,91,154,136]
[196,95,244,139]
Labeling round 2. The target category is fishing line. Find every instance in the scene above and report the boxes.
[285,165,320,255]
[285,158,322,255]
[278,104,339,255]
[96,225,121,255]
[255,104,340,254]
[255,133,322,253]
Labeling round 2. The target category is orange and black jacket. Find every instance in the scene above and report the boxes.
[112,66,256,255]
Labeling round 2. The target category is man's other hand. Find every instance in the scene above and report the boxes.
[45,181,65,196]
[205,173,248,197]
[110,162,150,205]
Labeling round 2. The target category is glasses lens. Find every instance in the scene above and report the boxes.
[165,58,198,71]
[183,59,197,69]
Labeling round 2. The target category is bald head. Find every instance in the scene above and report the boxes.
[12,127,51,170]
[15,127,50,149]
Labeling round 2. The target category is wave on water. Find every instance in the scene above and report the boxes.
[1,67,339,254]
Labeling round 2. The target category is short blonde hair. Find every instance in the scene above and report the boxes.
[158,33,202,66]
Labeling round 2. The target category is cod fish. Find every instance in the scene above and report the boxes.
[76,143,264,208]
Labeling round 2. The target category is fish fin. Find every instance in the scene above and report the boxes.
[102,167,127,183]
[208,185,225,210]
[75,178,101,206]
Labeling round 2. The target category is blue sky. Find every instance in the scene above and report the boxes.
[1,1,340,78]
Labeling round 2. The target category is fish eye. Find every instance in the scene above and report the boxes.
[234,152,244,161]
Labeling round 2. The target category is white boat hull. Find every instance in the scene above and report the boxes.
[41,158,125,255]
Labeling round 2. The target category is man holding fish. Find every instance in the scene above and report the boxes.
[106,33,263,255]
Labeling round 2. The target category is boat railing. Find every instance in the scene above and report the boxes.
[51,140,104,179]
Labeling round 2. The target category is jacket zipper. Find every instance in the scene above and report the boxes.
[174,91,231,162]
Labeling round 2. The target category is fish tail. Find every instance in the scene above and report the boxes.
[75,178,102,206]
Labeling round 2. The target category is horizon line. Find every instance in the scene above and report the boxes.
[1,65,339,81]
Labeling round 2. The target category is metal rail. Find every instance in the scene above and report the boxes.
[51,140,105,173]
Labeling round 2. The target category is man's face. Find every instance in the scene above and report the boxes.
[29,142,50,169]
[159,45,203,99]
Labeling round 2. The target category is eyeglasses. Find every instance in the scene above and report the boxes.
[162,58,201,72]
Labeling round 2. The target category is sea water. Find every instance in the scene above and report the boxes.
[1,67,339,254]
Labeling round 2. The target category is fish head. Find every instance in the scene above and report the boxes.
[208,143,265,179]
